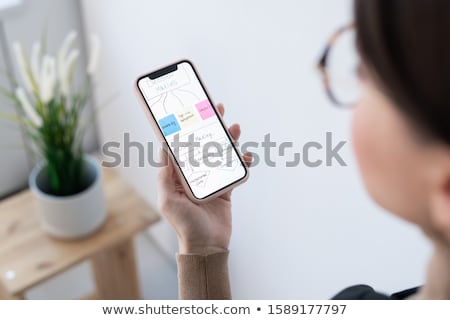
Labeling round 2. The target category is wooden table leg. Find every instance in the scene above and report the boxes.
[90,238,141,299]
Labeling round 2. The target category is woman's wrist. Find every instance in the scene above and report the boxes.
[178,241,229,255]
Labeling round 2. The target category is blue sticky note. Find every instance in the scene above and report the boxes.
[159,114,181,136]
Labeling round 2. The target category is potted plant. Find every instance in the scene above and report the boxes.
[0,30,106,239]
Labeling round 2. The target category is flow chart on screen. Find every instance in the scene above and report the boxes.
[139,62,245,197]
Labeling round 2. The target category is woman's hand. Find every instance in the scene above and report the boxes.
[157,103,251,255]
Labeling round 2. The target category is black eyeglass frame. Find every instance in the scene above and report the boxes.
[317,23,356,108]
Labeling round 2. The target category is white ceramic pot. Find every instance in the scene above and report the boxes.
[29,154,107,239]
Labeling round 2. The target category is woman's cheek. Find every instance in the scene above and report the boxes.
[351,95,373,177]
[350,84,429,225]
[350,88,390,209]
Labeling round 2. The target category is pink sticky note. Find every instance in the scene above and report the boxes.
[195,100,215,120]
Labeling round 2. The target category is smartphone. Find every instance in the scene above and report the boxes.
[135,60,249,202]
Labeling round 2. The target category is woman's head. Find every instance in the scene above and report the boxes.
[351,0,450,244]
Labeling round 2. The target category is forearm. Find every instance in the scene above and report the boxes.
[176,251,232,299]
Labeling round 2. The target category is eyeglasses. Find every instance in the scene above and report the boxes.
[317,24,360,108]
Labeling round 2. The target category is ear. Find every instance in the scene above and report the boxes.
[429,175,450,246]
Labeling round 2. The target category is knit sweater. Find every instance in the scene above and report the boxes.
[175,250,419,300]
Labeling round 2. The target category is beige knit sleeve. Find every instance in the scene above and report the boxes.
[175,251,231,300]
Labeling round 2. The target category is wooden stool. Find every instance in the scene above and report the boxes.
[0,167,160,299]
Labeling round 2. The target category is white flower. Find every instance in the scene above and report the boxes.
[57,30,77,96]
[39,55,56,104]
[59,49,79,97]
[57,30,77,71]
[86,34,100,76]
[30,42,41,85]
[12,42,35,93]
[15,87,42,127]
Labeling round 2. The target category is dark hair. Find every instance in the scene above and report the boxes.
[355,0,450,145]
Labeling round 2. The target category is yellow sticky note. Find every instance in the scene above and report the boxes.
[176,105,200,129]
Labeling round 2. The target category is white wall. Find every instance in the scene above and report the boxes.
[80,0,431,299]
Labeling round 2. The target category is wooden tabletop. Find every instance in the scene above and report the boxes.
[0,167,160,296]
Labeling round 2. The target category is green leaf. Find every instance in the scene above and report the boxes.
[0,85,18,103]
[46,163,60,194]
[0,66,18,87]
[0,112,37,128]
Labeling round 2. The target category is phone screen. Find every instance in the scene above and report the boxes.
[137,61,247,199]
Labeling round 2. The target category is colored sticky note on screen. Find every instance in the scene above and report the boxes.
[159,114,181,136]
[176,105,200,128]
[195,100,215,120]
